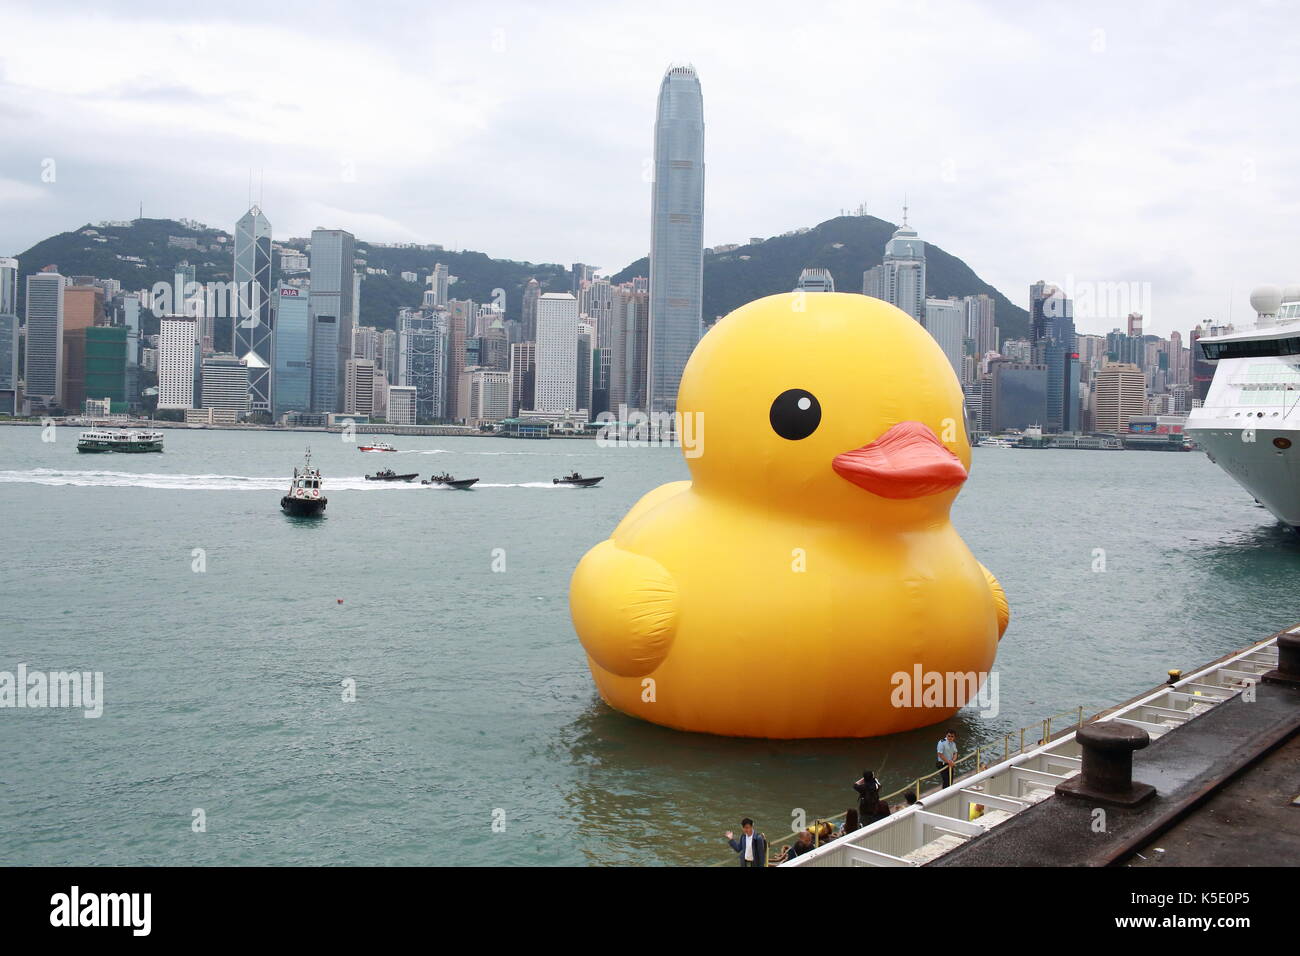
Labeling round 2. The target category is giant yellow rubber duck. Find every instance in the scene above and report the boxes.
[570,292,1009,738]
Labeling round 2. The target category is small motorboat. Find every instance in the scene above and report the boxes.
[553,472,603,487]
[421,472,478,490]
[281,448,327,517]
[358,442,397,452]
[365,469,418,482]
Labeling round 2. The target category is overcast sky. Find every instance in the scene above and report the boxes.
[1,0,1297,336]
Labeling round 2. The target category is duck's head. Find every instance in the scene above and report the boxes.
[677,292,971,525]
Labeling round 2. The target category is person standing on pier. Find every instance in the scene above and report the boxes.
[936,730,959,789]
[725,818,768,868]
[853,770,881,821]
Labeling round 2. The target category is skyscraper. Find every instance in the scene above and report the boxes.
[963,294,997,357]
[508,341,536,416]
[924,297,964,378]
[234,205,274,415]
[795,268,835,293]
[0,258,19,414]
[534,292,579,413]
[308,228,356,413]
[158,316,200,410]
[273,285,311,418]
[200,354,251,415]
[24,269,66,408]
[1035,283,1080,433]
[84,326,128,411]
[1094,362,1147,433]
[521,278,541,342]
[344,358,376,416]
[397,308,448,422]
[647,64,705,415]
[877,212,926,322]
[430,263,451,308]
[62,283,104,413]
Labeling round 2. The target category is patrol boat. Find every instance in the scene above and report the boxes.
[553,472,603,487]
[365,468,418,482]
[421,472,478,490]
[281,448,328,516]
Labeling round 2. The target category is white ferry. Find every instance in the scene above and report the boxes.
[1185,285,1300,529]
[76,429,164,453]
[977,437,1017,448]
[358,442,397,453]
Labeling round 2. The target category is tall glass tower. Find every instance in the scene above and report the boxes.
[308,228,356,413]
[647,64,704,416]
[234,205,274,415]
[273,285,311,418]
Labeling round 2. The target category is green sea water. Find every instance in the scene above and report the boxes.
[1,426,1296,866]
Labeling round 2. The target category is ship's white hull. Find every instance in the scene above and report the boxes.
[1186,423,1300,527]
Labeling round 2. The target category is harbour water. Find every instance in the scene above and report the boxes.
[1,426,1296,866]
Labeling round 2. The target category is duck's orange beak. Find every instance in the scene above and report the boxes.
[832,421,967,499]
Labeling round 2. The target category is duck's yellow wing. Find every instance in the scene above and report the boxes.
[612,480,690,537]
[979,562,1010,639]
[570,539,678,677]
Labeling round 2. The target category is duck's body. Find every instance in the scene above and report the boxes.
[570,292,1009,739]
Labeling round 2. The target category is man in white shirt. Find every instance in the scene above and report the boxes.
[725,818,768,868]
[936,730,959,789]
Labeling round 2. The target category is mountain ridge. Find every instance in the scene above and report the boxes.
[12,214,1029,341]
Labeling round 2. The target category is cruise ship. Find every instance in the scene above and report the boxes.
[1185,285,1300,529]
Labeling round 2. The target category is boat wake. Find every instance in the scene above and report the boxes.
[0,469,578,491]
[396,448,586,457]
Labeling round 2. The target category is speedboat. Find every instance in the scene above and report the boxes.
[281,448,327,516]
[358,442,397,452]
[365,469,418,482]
[421,472,479,490]
[553,472,603,487]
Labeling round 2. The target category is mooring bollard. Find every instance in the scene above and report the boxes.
[1056,720,1156,808]
[1262,632,1300,687]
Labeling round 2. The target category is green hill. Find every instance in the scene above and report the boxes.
[12,219,572,340]
[13,213,1028,342]
[612,215,1029,341]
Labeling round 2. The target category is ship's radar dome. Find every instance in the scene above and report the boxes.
[1250,284,1283,316]
[1281,284,1300,304]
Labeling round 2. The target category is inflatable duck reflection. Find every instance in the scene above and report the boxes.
[570,292,1009,738]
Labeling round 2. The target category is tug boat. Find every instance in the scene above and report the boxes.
[421,472,479,490]
[358,442,397,452]
[281,448,327,516]
[365,468,418,482]
[553,472,603,487]
[77,429,164,453]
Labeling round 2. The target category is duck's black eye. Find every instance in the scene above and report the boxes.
[769,389,821,440]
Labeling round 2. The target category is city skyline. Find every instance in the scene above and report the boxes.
[1,2,1297,338]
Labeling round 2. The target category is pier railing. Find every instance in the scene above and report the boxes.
[717,706,1086,866]
[781,636,1282,867]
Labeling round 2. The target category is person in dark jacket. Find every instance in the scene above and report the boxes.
[725,818,768,867]
[853,769,881,819]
